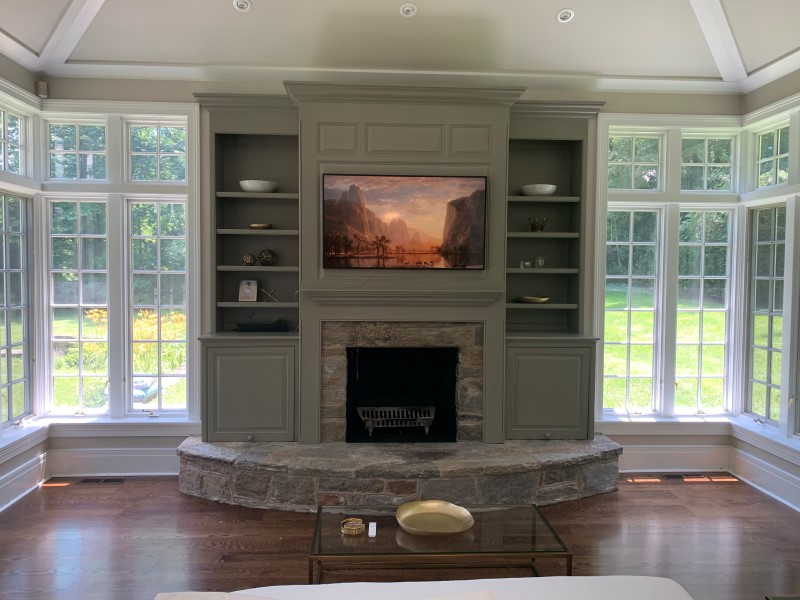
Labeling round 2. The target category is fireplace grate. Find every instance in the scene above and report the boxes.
[357,406,436,436]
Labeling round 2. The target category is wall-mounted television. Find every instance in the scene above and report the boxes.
[322,174,487,269]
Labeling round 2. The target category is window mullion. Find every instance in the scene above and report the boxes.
[661,205,680,417]
[106,194,126,417]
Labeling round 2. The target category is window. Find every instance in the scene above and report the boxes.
[604,210,659,414]
[0,195,29,426]
[756,126,789,188]
[747,206,784,422]
[675,211,731,414]
[608,135,661,190]
[681,137,733,191]
[129,200,187,411]
[0,109,22,175]
[48,123,107,180]
[129,124,186,182]
[49,200,109,415]
[603,208,734,417]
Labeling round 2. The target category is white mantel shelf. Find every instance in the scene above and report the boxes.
[302,289,505,307]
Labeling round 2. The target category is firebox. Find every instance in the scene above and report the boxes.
[345,346,458,442]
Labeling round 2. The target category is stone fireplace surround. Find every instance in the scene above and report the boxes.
[320,321,484,443]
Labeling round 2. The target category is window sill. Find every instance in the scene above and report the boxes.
[597,414,800,467]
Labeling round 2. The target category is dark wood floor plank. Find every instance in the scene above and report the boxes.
[0,474,798,600]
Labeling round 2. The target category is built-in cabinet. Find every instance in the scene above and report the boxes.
[196,92,602,443]
[201,336,296,441]
[505,335,597,439]
[197,95,300,441]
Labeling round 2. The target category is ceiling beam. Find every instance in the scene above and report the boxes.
[689,0,747,82]
[39,0,107,68]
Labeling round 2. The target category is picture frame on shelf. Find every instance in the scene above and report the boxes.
[238,279,258,302]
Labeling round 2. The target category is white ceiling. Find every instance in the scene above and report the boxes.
[1,0,799,95]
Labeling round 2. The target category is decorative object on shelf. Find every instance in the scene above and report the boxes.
[515,296,551,303]
[520,183,557,196]
[396,500,474,536]
[340,517,366,536]
[239,179,278,193]
[529,216,548,232]
[242,253,256,266]
[258,248,277,266]
[520,260,533,268]
[534,256,547,268]
[238,279,258,302]
[248,223,272,229]
[259,287,279,302]
[233,318,289,332]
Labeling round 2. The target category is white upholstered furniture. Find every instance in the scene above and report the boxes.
[234,576,695,600]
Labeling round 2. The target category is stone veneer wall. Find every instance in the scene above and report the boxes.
[320,321,484,443]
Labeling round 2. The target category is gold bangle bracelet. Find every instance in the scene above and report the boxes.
[340,517,365,536]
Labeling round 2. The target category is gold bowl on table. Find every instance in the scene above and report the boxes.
[396,500,474,536]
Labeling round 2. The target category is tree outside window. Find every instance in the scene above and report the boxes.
[49,123,107,180]
[756,126,789,188]
[0,109,22,175]
[681,138,733,191]
[130,125,186,182]
[608,136,661,190]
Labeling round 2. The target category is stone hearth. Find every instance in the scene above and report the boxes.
[177,435,623,511]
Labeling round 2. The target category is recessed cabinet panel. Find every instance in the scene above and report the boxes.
[204,344,295,441]
[505,346,592,440]
[366,124,445,155]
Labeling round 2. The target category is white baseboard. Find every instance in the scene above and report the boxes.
[616,444,731,472]
[0,453,48,512]
[728,447,800,512]
[47,447,180,477]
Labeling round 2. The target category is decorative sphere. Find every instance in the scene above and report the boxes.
[258,249,277,266]
[242,253,256,266]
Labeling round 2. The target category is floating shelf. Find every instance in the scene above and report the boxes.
[507,195,580,203]
[506,303,579,310]
[216,229,299,236]
[507,232,580,239]
[216,192,299,200]
[216,301,300,308]
[506,267,579,274]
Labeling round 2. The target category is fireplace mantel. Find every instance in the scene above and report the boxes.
[302,289,504,307]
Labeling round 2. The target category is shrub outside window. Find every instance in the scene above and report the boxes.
[608,136,661,190]
[49,123,107,180]
[681,137,733,191]
[129,124,186,182]
[756,126,789,188]
[0,109,22,175]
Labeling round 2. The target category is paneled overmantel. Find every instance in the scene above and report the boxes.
[287,83,522,443]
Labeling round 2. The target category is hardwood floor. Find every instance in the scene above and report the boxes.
[0,473,798,600]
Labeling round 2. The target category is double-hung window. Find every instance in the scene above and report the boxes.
[48,122,107,180]
[0,108,22,175]
[756,126,789,188]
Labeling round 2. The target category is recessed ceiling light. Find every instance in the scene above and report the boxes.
[399,3,417,18]
[556,8,575,23]
[233,0,252,12]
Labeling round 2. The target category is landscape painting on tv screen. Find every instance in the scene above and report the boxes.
[322,174,486,269]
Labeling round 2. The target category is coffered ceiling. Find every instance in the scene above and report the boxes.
[1,0,799,94]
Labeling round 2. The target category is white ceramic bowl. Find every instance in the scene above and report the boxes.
[239,180,278,193]
[520,183,557,196]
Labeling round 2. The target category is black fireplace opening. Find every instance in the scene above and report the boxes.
[345,346,458,443]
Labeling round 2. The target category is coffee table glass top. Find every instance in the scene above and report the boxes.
[311,504,569,557]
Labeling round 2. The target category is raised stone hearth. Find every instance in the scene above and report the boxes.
[177,435,622,511]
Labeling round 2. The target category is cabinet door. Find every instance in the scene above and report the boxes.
[505,346,591,439]
[204,345,295,441]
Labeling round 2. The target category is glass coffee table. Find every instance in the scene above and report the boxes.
[309,504,572,584]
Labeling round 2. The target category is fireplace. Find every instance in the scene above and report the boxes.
[346,346,458,442]
[320,321,484,442]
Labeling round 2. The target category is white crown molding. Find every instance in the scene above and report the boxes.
[511,101,605,118]
[284,81,526,107]
[599,112,743,130]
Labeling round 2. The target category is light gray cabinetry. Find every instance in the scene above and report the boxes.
[201,336,296,441]
[505,336,597,440]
